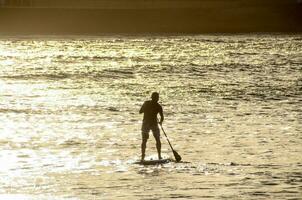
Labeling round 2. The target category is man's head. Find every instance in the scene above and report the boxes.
[151,92,159,102]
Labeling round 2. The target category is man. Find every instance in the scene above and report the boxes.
[139,92,164,161]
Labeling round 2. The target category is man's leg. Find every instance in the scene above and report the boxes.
[153,129,162,160]
[141,130,149,161]
[141,137,147,161]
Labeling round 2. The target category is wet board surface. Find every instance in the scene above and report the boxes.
[134,159,171,165]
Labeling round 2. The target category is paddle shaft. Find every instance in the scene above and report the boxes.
[157,119,182,162]
[158,122,175,152]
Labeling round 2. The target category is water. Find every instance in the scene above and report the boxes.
[0,35,301,200]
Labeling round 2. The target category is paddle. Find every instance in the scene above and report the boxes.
[158,121,182,162]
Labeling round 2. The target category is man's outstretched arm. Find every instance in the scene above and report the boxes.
[139,102,145,114]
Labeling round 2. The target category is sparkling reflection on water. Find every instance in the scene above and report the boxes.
[0,35,301,199]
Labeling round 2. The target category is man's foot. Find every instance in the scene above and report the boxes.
[158,156,162,160]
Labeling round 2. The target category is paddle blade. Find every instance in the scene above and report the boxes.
[173,150,182,162]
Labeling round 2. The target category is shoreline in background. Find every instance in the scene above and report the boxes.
[0,33,302,39]
[0,0,300,9]
[0,1,301,34]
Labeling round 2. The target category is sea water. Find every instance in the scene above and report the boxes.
[0,35,301,199]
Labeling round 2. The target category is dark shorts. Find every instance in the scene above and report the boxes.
[141,122,160,140]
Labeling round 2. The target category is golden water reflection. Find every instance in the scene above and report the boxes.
[0,35,301,199]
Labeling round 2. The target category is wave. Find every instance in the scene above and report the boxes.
[0,69,135,80]
[52,55,129,62]
[0,108,43,114]
[0,73,71,80]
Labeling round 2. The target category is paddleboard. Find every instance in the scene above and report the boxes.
[134,158,171,165]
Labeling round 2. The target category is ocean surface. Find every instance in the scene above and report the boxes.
[0,34,301,200]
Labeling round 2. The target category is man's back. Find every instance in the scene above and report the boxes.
[140,100,162,125]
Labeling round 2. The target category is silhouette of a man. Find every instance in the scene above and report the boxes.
[139,92,164,161]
